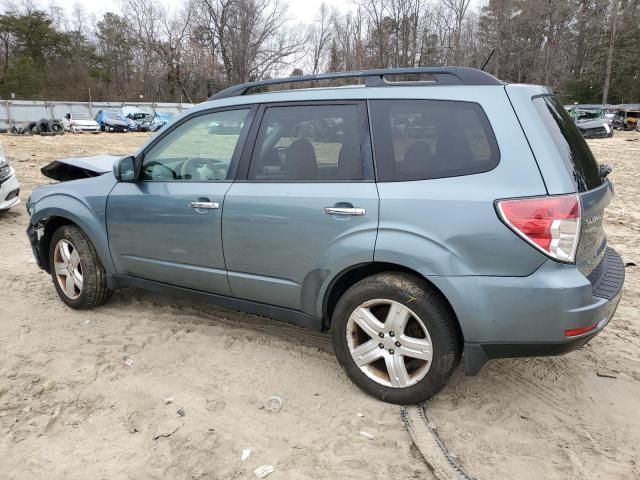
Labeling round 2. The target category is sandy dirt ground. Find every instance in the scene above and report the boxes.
[0,131,638,480]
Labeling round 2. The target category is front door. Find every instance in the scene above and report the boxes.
[222,102,379,315]
[107,107,254,294]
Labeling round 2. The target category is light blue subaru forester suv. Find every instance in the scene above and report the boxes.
[26,68,624,404]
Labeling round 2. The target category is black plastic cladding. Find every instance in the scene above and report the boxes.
[209,67,503,100]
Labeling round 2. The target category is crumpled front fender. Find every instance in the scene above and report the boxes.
[28,176,116,274]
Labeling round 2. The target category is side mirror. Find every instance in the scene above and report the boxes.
[113,156,136,182]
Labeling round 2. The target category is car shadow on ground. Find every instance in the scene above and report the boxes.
[107,287,335,353]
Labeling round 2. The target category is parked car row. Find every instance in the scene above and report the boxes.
[96,108,174,133]
[566,104,640,137]
[13,108,175,136]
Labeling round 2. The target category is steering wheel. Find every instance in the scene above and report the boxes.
[180,157,227,180]
[143,161,177,180]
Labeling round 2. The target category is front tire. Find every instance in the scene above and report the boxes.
[332,273,461,404]
[49,225,112,309]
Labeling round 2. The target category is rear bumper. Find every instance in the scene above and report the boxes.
[463,288,621,375]
[429,247,625,375]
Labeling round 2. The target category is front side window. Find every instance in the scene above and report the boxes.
[142,108,250,181]
[248,105,364,181]
[369,100,500,182]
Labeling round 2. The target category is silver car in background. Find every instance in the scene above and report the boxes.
[0,143,20,211]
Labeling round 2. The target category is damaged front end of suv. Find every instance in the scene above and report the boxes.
[26,155,121,272]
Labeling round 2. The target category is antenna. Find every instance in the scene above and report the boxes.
[481,49,496,71]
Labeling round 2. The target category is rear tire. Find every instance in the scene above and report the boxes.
[48,225,112,309]
[332,273,461,404]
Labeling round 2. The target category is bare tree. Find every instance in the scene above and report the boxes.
[310,3,335,75]
[125,0,196,102]
[442,0,471,64]
[1,0,640,104]
[602,0,621,104]
[197,0,305,85]
[358,0,388,67]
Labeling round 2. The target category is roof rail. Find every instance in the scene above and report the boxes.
[208,67,502,100]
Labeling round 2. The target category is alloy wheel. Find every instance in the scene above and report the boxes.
[346,299,433,388]
[53,239,83,299]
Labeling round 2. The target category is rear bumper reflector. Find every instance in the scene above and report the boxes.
[565,323,598,338]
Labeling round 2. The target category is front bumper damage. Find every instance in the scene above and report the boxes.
[27,221,48,271]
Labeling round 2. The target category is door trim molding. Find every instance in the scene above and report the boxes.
[107,274,324,331]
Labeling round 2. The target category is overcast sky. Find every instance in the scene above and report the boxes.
[5,0,485,25]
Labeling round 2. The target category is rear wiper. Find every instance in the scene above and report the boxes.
[599,163,612,178]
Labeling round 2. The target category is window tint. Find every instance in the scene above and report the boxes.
[370,100,499,182]
[532,96,602,192]
[248,105,363,181]
[142,109,250,181]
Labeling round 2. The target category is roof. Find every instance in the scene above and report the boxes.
[208,67,503,101]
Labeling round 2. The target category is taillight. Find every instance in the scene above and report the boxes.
[496,194,581,263]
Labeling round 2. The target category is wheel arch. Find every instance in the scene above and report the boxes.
[32,209,114,274]
[40,216,75,272]
[322,262,464,343]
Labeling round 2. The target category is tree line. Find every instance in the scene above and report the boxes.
[0,0,638,104]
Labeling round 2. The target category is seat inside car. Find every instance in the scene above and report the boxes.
[285,138,317,180]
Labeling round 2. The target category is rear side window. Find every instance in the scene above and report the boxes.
[248,105,364,181]
[532,95,602,192]
[369,100,499,181]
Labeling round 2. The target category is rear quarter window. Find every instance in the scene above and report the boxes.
[369,99,500,182]
[532,95,602,192]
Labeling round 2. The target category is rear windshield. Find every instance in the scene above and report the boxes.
[532,95,602,192]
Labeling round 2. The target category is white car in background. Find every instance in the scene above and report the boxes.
[0,144,20,211]
[62,112,100,133]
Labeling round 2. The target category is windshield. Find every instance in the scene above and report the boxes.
[576,111,602,121]
[533,95,602,192]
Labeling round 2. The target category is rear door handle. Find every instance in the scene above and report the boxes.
[324,207,366,216]
[189,201,220,209]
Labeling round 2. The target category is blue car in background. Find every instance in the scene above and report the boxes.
[95,110,129,132]
[150,112,174,132]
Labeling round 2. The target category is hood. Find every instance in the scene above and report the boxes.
[102,115,129,127]
[577,119,608,129]
[41,155,120,182]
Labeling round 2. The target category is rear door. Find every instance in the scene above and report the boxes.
[222,101,378,315]
[107,106,255,294]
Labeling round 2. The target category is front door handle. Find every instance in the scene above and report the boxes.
[189,201,220,209]
[324,207,366,216]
